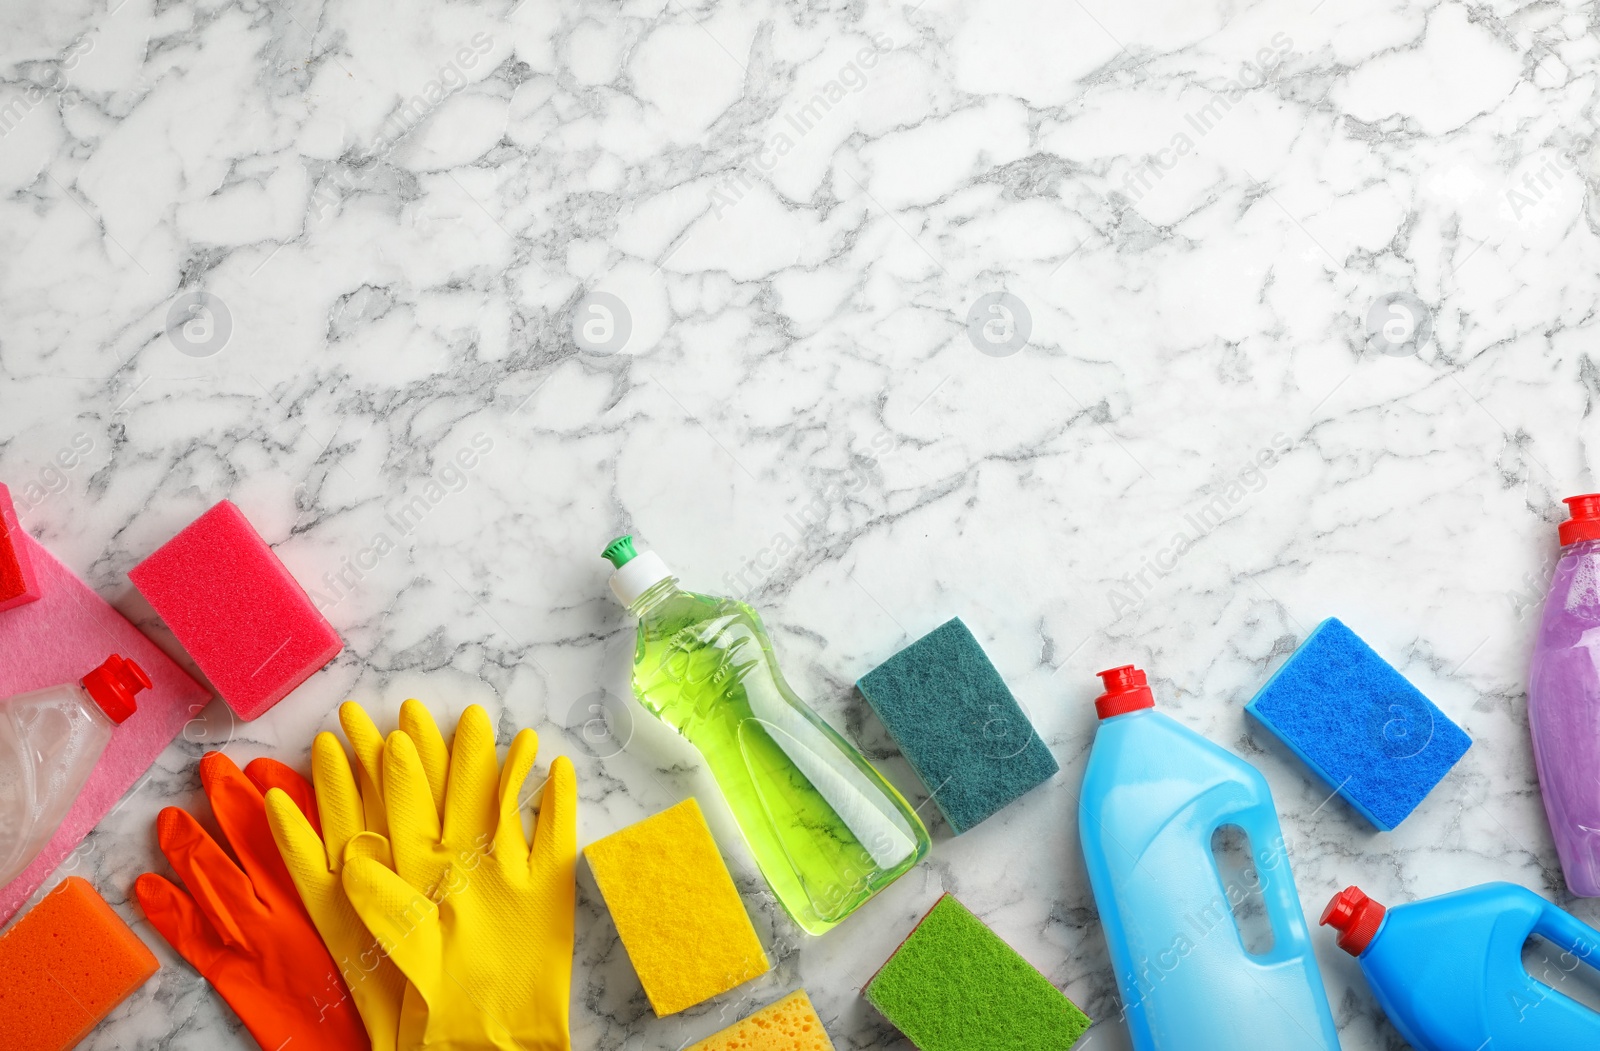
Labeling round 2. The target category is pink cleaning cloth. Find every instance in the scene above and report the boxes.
[0,531,211,925]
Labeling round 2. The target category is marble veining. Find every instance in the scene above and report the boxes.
[2,0,1598,1047]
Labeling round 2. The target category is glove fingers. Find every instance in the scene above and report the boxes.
[382,730,444,872]
[532,754,579,874]
[493,729,539,867]
[345,830,397,869]
[265,788,338,907]
[312,731,365,866]
[399,698,449,817]
[243,757,322,838]
[340,701,390,838]
[155,805,263,947]
[135,872,227,974]
[199,751,299,909]
[342,854,444,1002]
[442,705,498,850]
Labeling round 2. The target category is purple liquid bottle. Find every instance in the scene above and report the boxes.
[1529,493,1600,895]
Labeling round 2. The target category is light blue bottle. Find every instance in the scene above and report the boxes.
[1079,665,1342,1051]
[1321,882,1600,1050]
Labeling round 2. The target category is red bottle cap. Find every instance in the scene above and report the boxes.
[80,655,149,725]
[1560,494,1600,546]
[1320,885,1387,956]
[1095,665,1155,719]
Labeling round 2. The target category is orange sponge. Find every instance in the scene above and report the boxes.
[584,798,769,1015]
[687,990,837,1051]
[0,876,159,1051]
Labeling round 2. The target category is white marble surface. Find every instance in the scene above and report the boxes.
[3,0,1599,1047]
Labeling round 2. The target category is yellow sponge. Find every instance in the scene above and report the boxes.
[585,798,770,1015]
[687,990,837,1051]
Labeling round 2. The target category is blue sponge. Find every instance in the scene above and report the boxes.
[856,618,1058,834]
[1245,617,1471,831]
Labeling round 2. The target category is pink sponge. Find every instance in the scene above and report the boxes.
[0,484,41,612]
[129,500,341,720]
[0,531,210,924]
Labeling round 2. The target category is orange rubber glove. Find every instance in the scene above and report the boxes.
[244,756,323,834]
[136,751,369,1051]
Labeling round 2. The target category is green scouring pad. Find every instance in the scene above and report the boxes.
[865,894,1091,1050]
[856,618,1058,834]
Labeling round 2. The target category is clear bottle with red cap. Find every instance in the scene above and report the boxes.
[0,654,149,885]
[1529,493,1600,895]
[1319,882,1600,1049]
[1079,665,1341,1051]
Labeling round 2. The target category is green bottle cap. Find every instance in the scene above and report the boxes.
[602,535,637,568]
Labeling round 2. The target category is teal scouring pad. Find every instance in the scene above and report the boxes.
[1245,617,1471,831]
[865,894,1091,1050]
[856,618,1057,834]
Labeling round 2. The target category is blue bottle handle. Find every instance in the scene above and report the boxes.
[1225,806,1311,965]
[1534,899,1600,970]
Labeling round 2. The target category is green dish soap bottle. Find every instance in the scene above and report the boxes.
[602,535,929,935]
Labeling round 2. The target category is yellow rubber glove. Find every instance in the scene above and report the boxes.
[342,705,577,1051]
[263,700,451,1050]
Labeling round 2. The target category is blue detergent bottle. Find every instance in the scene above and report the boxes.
[1320,882,1600,1050]
[1079,665,1342,1051]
